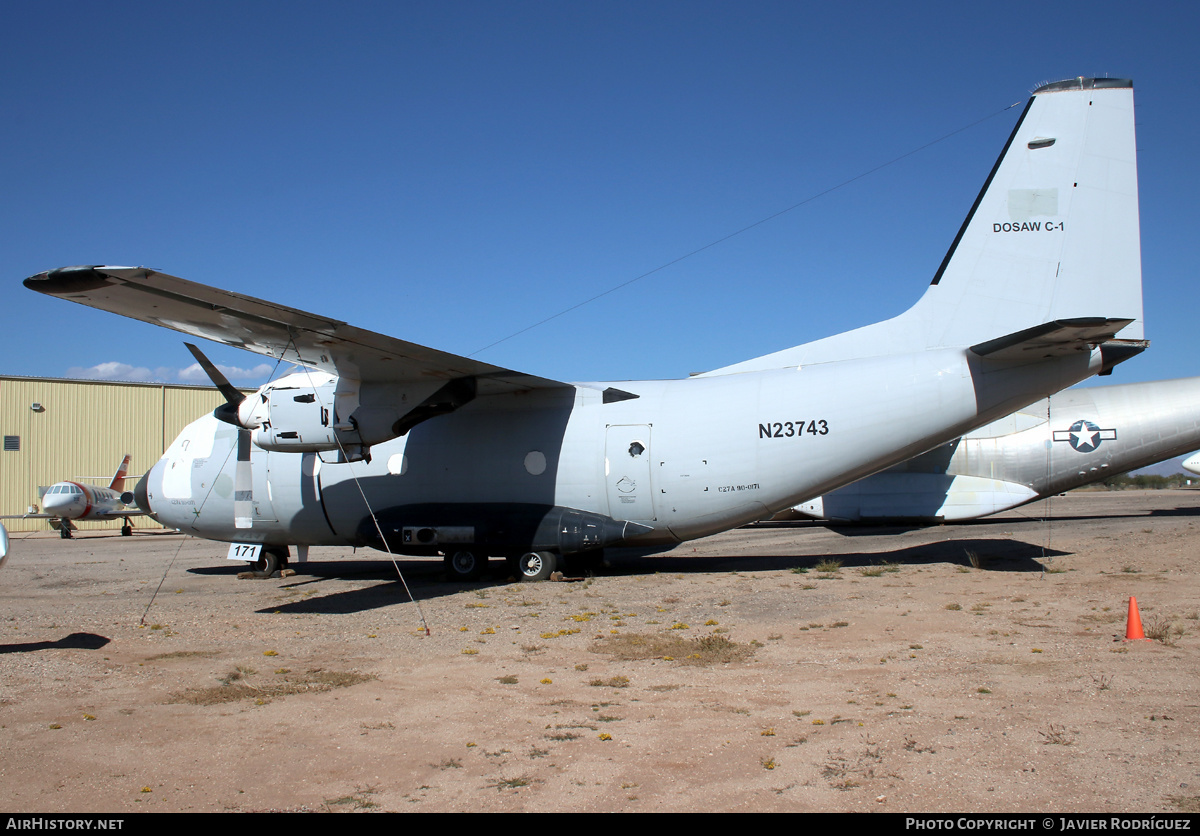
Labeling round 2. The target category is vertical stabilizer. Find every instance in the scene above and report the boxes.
[109,454,131,491]
[707,77,1142,375]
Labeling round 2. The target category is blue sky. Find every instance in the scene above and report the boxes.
[3,1,1197,388]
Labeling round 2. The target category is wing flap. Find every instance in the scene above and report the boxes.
[25,266,571,393]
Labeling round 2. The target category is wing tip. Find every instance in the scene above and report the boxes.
[25,265,113,295]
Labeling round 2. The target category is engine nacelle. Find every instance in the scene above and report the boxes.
[243,372,473,462]
[249,373,367,455]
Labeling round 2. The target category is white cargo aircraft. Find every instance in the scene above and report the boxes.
[1,455,149,538]
[24,77,1145,580]
[791,376,1200,523]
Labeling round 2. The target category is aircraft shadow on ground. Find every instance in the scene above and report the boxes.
[242,537,1064,615]
[0,632,110,655]
[604,537,1066,577]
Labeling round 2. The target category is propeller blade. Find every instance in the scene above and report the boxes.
[184,343,245,407]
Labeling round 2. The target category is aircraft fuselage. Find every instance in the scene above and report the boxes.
[42,481,132,522]
[141,346,1104,555]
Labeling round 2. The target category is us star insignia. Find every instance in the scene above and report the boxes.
[1052,419,1117,453]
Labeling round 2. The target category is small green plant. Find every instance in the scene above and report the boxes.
[945,603,962,611]
[814,558,843,574]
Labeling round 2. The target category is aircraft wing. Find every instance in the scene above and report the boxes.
[24,266,572,394]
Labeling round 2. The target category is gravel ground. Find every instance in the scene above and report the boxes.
[1,489,1198,812]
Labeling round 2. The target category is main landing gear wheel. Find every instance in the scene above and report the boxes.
[444,549,485,582]
[120,524,132,537]
[512,551,557,583]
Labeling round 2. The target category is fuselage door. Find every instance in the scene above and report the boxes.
[605,424,656,521]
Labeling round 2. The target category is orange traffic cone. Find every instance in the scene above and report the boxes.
[1125,596,1148,641]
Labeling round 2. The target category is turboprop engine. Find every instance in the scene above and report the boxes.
[188,344,477,463]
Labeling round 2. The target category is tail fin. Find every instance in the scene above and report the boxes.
[109,455,131,491]
[708,77,1143,374]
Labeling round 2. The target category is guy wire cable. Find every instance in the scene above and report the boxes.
[288,339,431,636]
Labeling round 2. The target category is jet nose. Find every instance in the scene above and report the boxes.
[134,469,153,514]
[43,492,71,514]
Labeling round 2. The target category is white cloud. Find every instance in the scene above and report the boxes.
[65,361,273,384]
[178,362,274,382]
[66,362,163,382]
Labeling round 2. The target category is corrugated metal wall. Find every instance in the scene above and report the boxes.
[0,376,240,532]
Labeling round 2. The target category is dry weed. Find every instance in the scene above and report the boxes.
[592,632,755,666]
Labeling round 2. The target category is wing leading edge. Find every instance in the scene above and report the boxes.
[24,266,572,395]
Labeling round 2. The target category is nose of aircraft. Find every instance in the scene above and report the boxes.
[42,490,76,515]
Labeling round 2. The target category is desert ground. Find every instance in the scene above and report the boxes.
[1,489,1198,813]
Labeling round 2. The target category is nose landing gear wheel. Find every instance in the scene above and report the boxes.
[249,546,288,578]
[511,551,556,582]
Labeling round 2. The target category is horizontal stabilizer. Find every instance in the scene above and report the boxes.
[969,318,1134,362]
